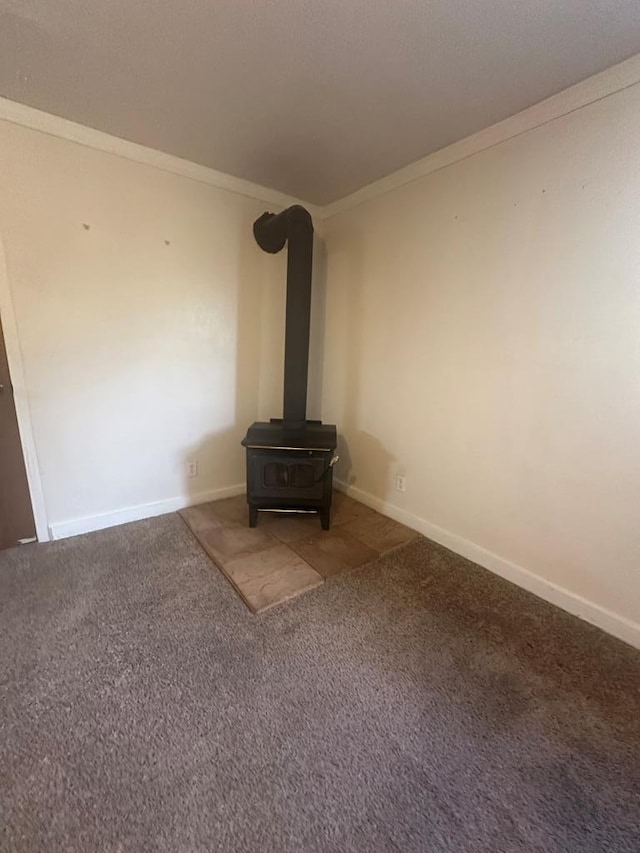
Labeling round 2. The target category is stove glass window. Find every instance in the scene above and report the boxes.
[263,462,316,489]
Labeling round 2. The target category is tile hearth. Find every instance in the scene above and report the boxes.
[180,491,419,613]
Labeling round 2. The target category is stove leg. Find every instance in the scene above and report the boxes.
[320,507,331,531]
[248,504,258,528]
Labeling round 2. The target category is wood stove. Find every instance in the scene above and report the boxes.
[242,205,337,529]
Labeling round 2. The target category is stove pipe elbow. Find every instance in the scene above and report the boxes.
[253,205,313,254]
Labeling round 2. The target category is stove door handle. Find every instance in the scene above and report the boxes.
[314,455,340,484]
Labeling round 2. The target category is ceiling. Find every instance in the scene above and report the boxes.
[2,1,640,205]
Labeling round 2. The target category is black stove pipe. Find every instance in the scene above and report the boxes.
[253,205,314,427]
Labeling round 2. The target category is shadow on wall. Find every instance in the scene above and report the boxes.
[182,427,240,502]
[336,430,395,498]
[307,233,327,420]
[326,225,395,499]
[180,209,266,508]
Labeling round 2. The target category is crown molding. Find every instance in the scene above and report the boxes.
[2,51,640,223]
[0,96,321,217]
[320,51,640,220]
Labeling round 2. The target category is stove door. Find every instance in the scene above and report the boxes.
[248,449,327,501]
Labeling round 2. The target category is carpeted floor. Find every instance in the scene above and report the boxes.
[1,514,639,852]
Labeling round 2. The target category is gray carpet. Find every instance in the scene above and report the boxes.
[1,514,638,852]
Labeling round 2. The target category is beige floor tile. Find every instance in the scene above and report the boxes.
[259,512,324,543]
[204,494,249,526]
[343,512,419,554]
[186,520,277,567]
[223,544,323,613]
[290,528,379,578]
[180,503,226,535]
[331,491,377,526]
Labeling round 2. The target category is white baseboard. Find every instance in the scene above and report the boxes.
[48,483,245,541]
[335,481,640,651]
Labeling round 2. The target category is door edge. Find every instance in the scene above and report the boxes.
[0,233,49,542]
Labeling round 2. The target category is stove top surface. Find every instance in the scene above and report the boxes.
[242,420,337,451]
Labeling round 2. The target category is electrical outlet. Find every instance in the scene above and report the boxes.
[396,474,406,493]
[187,460,198,478]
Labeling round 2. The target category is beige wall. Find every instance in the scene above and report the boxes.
[0,119,288,535]
[321,83,640,636]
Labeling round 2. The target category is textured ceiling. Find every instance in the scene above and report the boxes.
[2,1,640,204]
